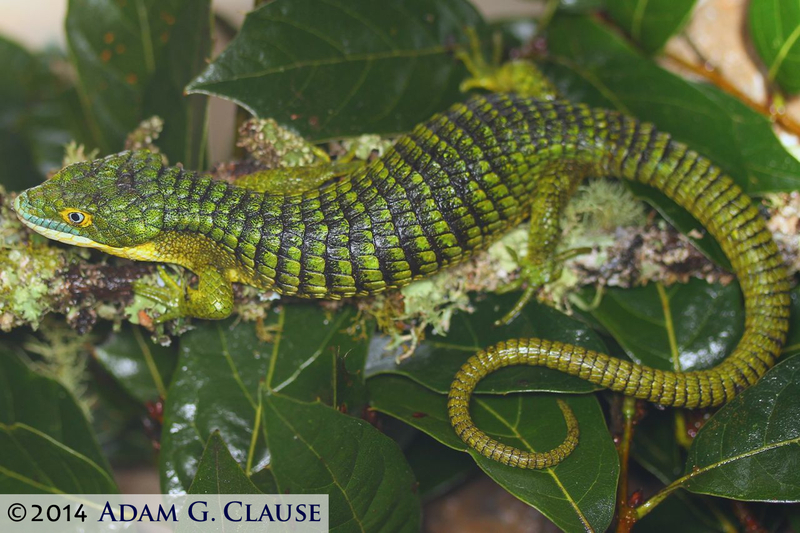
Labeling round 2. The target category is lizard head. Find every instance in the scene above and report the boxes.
[13,151,166,257]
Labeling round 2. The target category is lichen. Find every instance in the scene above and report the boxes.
[238,118,329,168]
[125,116,165,158]
[22,318,95,416]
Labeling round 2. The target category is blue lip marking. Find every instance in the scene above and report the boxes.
[14,194,81,237]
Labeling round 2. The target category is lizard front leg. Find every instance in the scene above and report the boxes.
[134,264,234,322]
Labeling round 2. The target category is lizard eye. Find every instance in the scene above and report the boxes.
[60,209,92,227]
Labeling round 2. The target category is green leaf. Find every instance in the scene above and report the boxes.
[93,324,177,404]
[187,432,262,495]
[0,37,47,190]
[587,280,744,372]
[405,432,476,501]
[0,423,118,494]
[66,0,211,166]
[682,355,800,501]
[262,393,421,533]
[160,305,370,493]
[367,292,607,394]
[0,351,111,476]
[606,0,697,54]
[543,15,800,194]
[749,0,800,94]
[631,409,683,483]
[187,0,488,141]
[368,374,618,532]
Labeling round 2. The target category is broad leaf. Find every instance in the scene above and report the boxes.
[587,280,744,372]
[405,433,475,501]
[0,423,117,494]
[631,408,683,483]
[187,432,262,495]
[66,0,211,166]
[749,0,800,94]
[93,324,177,405]
[262,393,421,533]
[0,37,54,190]
[368,374,618,532]
[160,306,370,493]
[683,355,800,500]
[188,0,488,141]
[366,292,607,394]
[0,351,111,475]
[607,0,697,54]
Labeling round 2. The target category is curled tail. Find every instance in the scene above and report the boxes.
[448,109,792,468]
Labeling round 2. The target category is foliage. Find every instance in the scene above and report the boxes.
[1,0,799,532]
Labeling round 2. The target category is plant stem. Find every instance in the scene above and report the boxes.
[615,396,639,533]
[663,52,800,138]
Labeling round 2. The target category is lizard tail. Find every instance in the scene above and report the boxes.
[448,111,792,469]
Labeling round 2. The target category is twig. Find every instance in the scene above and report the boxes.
[662,52,800,138]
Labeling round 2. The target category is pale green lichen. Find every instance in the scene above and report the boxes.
[62,141,100,168]
[340,134,394,160]
[22,318,95,416]
[125,116,165,158]
[238,118,329,168]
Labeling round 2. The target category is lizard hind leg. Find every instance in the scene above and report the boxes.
[457,26,559,100]
[495,173,585,325]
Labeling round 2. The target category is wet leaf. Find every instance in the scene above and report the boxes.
[0,423,117,494]
[405,432,476,501]
[66,0,211,166]
[631,408,684,483]
[366,292,607,394]
[0,350,111,475]
[607,0,697,54]
[160,305,370,493]
[93,324,177,405]
[187,432,262,494]
[682,355,800,500]
[588,280,744,372]
[187,0,488,141]
[262,393,421,532]
[749,0,800,94]
[368,374,618,532]
[0,37,51,190]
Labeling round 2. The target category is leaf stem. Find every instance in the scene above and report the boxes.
[662,52,800,138]
[132,325,166,398]
[615,396,639,533]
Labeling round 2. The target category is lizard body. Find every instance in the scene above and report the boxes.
[14,90,791,469]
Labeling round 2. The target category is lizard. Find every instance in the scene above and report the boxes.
[13,56,791,470]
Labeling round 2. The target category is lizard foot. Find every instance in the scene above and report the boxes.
[495,246,592,326]
[456,27,559,99]
[133,266,186,323]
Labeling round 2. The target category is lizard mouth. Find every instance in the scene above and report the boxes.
[13,192,96,247]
